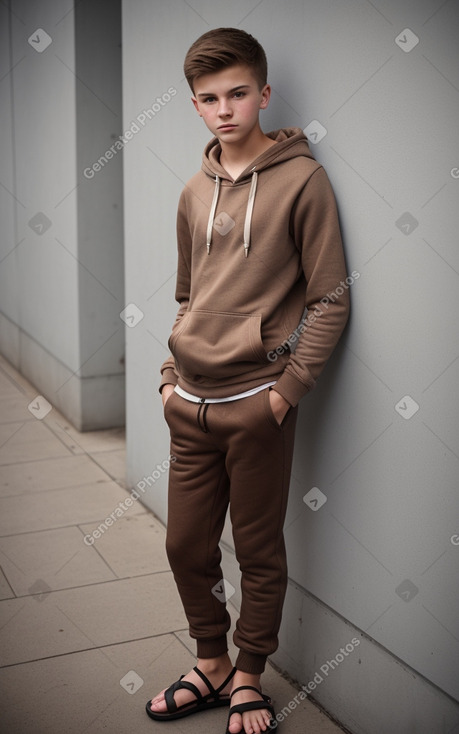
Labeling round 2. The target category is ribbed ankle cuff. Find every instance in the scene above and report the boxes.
[235,650,267,675]
[196,636,228,660]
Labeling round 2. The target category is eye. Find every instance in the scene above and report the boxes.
[233,91,245,98]
[203,96,216,103]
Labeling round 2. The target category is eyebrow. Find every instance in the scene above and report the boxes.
[196,84,250,98]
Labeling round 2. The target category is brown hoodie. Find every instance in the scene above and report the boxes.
[160,127,350,407]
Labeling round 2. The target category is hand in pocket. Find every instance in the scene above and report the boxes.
[162,384,175,408]
[268,388,291,426]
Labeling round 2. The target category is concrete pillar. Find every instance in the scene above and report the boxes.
[0,0,124,430]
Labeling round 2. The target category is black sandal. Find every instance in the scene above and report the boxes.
[225,685,277,733]
[146,665,236,721]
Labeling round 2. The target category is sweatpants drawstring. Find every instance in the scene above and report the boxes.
[197,401,210,433]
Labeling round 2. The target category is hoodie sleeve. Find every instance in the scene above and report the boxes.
[274,166,350,407]
[159,190,192,392]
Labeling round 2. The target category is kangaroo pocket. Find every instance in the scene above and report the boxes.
[168,309,269,380]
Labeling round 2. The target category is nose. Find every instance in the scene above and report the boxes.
[217,99,232,118]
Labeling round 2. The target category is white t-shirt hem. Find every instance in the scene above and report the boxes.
[174,381,276,404]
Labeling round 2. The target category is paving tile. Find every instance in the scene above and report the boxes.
[0,566,14,601]
[21,404,127,457]
[0,572,186,666]
[53,572,187,650]
[0,395,36,425]
[0,420,71,465]
[0,388,83,458]
[0,634,223,734]
[79,514,168,578]
[0,356,37,398]
[0,370,24,399]
[0,480,145,536]
[48,418,126,455]
[0,526,117,596]
[90,448,127,485]
[0,595,93,668]
[262,663,347,734]
[0,454,111,498]
[39,409,86,455]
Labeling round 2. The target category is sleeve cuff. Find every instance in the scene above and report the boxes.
[159,367,178,393]
[273,369,315,407]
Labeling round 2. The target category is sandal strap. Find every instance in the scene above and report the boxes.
[164,677,203,713]
[229,685,273,718]
[193,665,236,699]
[229,698,275,718]
[230,684,265,698]
[192,666,218,695]
[215,666,237,695]
[164,666,236,714]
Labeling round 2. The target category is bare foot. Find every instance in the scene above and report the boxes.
[228,672,273,734]
[148,653,234,715]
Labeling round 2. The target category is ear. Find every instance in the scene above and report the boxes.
[191,96,202,116]
[259,83,271,110]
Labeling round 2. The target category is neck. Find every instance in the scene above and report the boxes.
[220,126,275,169]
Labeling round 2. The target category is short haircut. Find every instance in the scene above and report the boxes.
[184,27,268,93]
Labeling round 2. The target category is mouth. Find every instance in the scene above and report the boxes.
[218,124,237,130]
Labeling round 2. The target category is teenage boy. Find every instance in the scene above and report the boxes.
[146,27,350,734]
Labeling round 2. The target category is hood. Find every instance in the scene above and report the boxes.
[202,127,315,258]
[201,126,315,183]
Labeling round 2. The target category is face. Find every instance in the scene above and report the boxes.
[191,64,271,145]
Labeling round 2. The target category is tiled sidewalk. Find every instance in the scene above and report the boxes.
[0,354,345,733]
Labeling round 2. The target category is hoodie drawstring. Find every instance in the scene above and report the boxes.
[206,171,258,257]
[206,176,221,255]
[243,171,257,258]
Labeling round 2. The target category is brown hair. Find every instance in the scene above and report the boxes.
[184,28,268,93]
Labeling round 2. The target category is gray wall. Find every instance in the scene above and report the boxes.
[0,0,124,430]
[122,2,459,732]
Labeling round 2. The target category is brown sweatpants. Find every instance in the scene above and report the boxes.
[164,386,298,675]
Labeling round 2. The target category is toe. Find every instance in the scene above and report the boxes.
[228,712,243,734]
[242,709,273,734]
[148,692,166,712]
